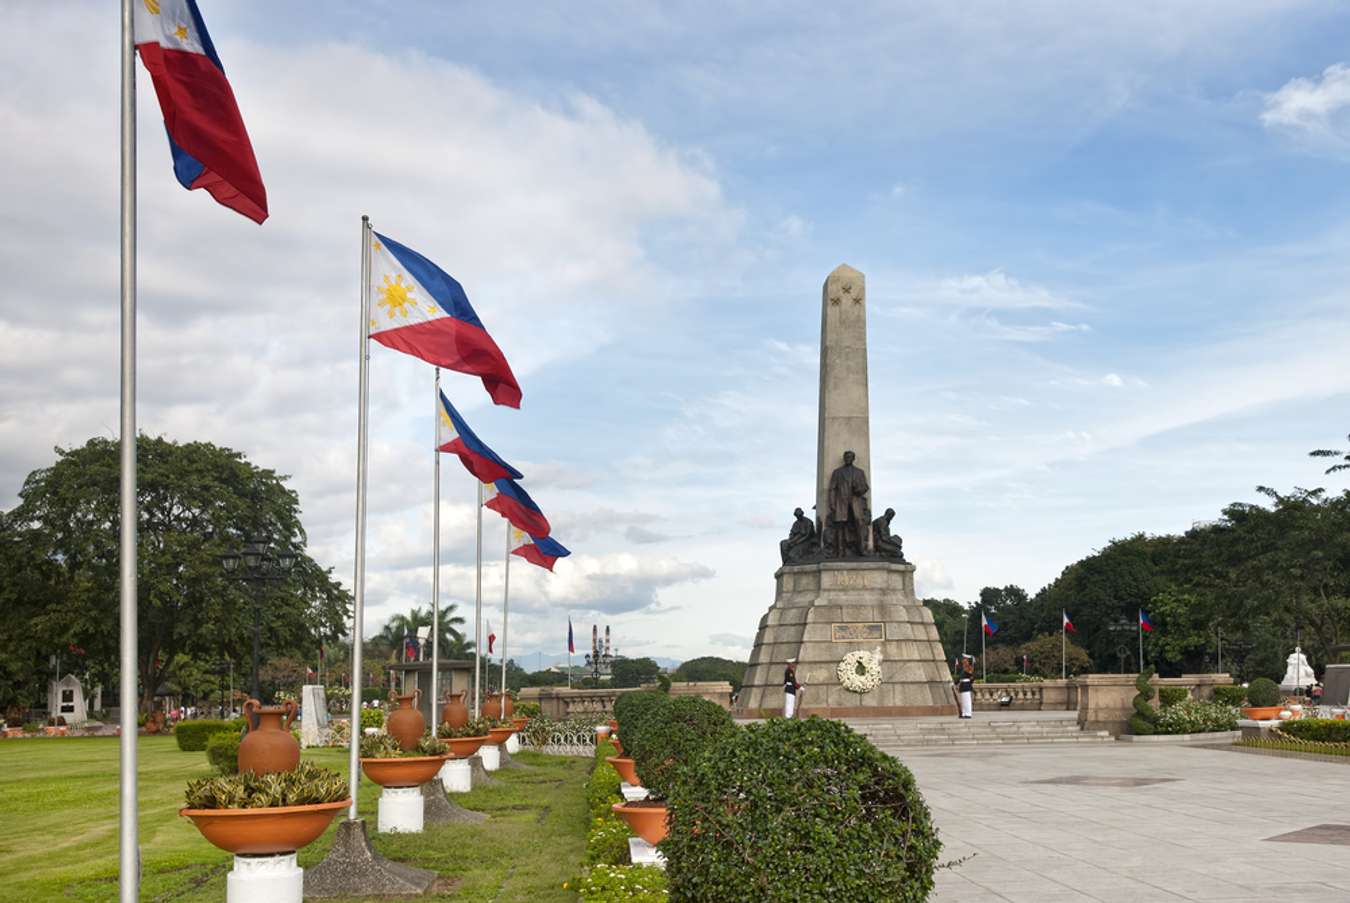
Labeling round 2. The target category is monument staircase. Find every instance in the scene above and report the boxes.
[846,712,1114,752]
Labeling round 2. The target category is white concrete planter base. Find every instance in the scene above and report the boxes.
[227,852,302,903]
[505,732,521,754]
[377,785,424,833]
[1117,730,1241,744]
[628,837,665,868]
[439,758,472,793]
[480,744,501,771]
[619,782,649,802]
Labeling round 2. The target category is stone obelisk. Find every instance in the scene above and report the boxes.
[736,265,957,719]
[816,265,870,530]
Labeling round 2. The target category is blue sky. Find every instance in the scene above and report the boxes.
[3,2,1350,665]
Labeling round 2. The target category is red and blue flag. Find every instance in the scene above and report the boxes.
[1139,610,1154,632]
[369,233,522,408]
[483,478,550,537]
[512,532,571,572]
[568,618,575,654]
[1062,611,1077,633]
[981,611,998,636]
[134,0,268,223]
[437,390,522,483]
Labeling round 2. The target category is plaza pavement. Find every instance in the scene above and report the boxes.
[900,739,1350,902]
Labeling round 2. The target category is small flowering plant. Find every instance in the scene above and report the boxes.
[571,864,668,902]
[1156,699,1240,735]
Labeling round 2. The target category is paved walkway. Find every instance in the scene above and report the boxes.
[900,741,1350,902]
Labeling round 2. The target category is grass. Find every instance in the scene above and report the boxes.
[0,735,590,902]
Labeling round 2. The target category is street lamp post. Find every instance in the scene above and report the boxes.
[220,537,296,705]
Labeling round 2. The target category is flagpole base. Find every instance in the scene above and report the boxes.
[467,753,498,787]
[377,786,423,833]
[439,758,472,793]
[304,819,436,898]
[227,853,302,903]
[421,778,486,824]
[479,744,501,771]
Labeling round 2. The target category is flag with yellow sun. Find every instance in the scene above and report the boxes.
[367,231,522,408]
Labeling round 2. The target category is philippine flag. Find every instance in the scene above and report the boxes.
[981,611,999,636]
[1063,611,1077,633]
[437,390,522,483]
[487,621,496,655]
[369,233,522,408]
[1139,610,1154,632]
[568,619,575,654]
[512,530,572,572]
[134,0,268,223]
[483,479,551,538]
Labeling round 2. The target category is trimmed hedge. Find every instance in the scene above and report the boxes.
[1277,718,1350,743]
[1128,670,1159,736]
[630,696,735,801]
[174,719,239,752]
[1158,687,1189,709]
[1213,685,1247,707]
[205,731,241,774]
[1247,677,1281,707]
[664,717,939,902]
[613,691,669,766]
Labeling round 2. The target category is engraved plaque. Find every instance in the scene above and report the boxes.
[831,622,885,642]
[834,572,866,588]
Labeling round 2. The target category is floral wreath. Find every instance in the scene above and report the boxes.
[837,649,883,694]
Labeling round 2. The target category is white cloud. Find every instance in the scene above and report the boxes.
[920,270,1082,311]
[1261,62,1350,146]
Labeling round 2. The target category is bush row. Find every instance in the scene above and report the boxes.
[1212,685,1247,707]
[1277,718,1350,744]
[174,719,244,751]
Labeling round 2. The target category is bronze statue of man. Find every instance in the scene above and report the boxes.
[826,450,869,557]
[780,507,817,564]
[872,507,906,561]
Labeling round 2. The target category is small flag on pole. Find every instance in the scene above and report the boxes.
[1062,611,1077,633]
[368,233,522,407]
[133,0,268,222]
[981,611,999,636]
[437,390,522,483]
[483,478,551,537]
[487,621,496,655]
[568,618,575,654]
[1139,610,1154,632]
[512,531,571,572]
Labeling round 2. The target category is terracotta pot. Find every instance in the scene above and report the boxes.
[239,698,300,775]
[1241,706,1284,721]
[487,726,515,745]
[608,719,618,733]
[386,689,425,751]
[144,713,164,734]
[360,755,446,788]
[609,736,624,756]
[180,799,350,855]
[606,756,640,786]
[484,693,515,719]
[444,735,487,759]
[440,691,469,730]
[511,716,530,731]
[612,801,668,845]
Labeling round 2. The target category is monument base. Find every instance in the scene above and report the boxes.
[737,560,957,718]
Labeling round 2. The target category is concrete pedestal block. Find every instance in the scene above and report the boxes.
[377,786,423,833]
[505,732,520,753]
[620,782,649,802]
[480,744,501,771]
[227,852,302,903]
[628,837,666,868]
[439,757,472,793]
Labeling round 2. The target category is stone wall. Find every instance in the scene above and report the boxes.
[519,681,734,721]
[967,674,1231,734]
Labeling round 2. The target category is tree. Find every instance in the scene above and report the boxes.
[610,656,661,688]
[1018,633,1092,678]
[0,436,351,713]
[921,598,969,664]
[673,656,747,690]
[1311,434,1350,475]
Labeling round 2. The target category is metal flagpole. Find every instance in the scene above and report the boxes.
[568,616,572,689]
[500,521,511,711]
[1061,614,1066,680]
[473,481,483,717]
[981,613,987,683]
[1138,613,1143,673]
[346,215,373,820]
[431,369,441,726]
[118,2,139,898]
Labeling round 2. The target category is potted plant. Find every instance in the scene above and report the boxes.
[485,718,516,746]
[436,716,491,759]
[44,716,68,737]
[179,761,350,855]
[613,696,736,846]
[359,732,449,788]
[1241,677,1284,721]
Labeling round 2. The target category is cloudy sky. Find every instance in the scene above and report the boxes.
[4,2,1350,667]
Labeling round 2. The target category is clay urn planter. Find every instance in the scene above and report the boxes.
[444,735,488,759]
[1241,706,1284,721]
[609,736,624,756]
[511,716,530,731]
[360,755,447,788]
[144,712,165,734]
[238,698,301,775]
[180,799,350,855]
[487,725,515,745]
[484,693,515,719]
[612,801,668,845]
[386,689,425,751]
[608,719,618,733]
[440,690,469,730]
[606,756,641,786]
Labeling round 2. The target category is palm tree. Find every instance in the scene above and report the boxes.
[1310,434,1350,475]
[375,604,472,661]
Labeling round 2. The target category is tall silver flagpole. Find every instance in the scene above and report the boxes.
[118,1,139,899]
[1061,614,1067,680]
[347,215,372,820]
[500,521,511,710]
[473,481,483,717]
[430,368,441,724]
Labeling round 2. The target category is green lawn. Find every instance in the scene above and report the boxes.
[0,736,589,902]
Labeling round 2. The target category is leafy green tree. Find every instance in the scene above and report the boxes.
[921,598,969,665]
[610,656,661,688]
[672,656,747,690]
[0,436,351,713]
[1311,434,1350,475]
[1018,633,1092,678]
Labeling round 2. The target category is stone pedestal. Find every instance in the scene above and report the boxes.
[628,837,666,868]
[439,757,472,793]
[467,753,498,787]
[620,782,649,802]
[421,778,486,824]
[305,819,437,898]
[505,732,520,754]
[480,744,501,771]
[299,685,329,748]
[1323,664,1350,707]
[377,786,423,834]
[227,853,302,903]
[737,560,957,717]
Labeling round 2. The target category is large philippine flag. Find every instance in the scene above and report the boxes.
[437,391,522,483]
[1139,609,1154,632]
[982,611,999,636]
[483,479,551,538]
[370,232,522,408]
[134,0,268,223]
[512,529,572,572]
[1062,611,1077,633]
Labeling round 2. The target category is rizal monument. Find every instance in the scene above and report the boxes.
[736,265,958,718]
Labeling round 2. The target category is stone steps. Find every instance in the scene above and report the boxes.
[847,716,1115,748]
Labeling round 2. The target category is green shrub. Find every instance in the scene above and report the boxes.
[174,719,237,751]
[664,717,939,902]
[594,736,617,761]
[1277,718,1350,743]
[515,700,542,719]
[184,761,348,809]
[1247,677,1282,708]
[613,692,669,766]
[205,731,241,774]
[359,707,384,731]
[1128,670,1159,736]
[585,815,632,866]
[979,672,1040,684]
[588,758,623,820]
[1156,699,1239,734]
[1212,685,1247,707]
[630,696,735,801]
[572,864,667,902]
[1158,687,1189,709]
